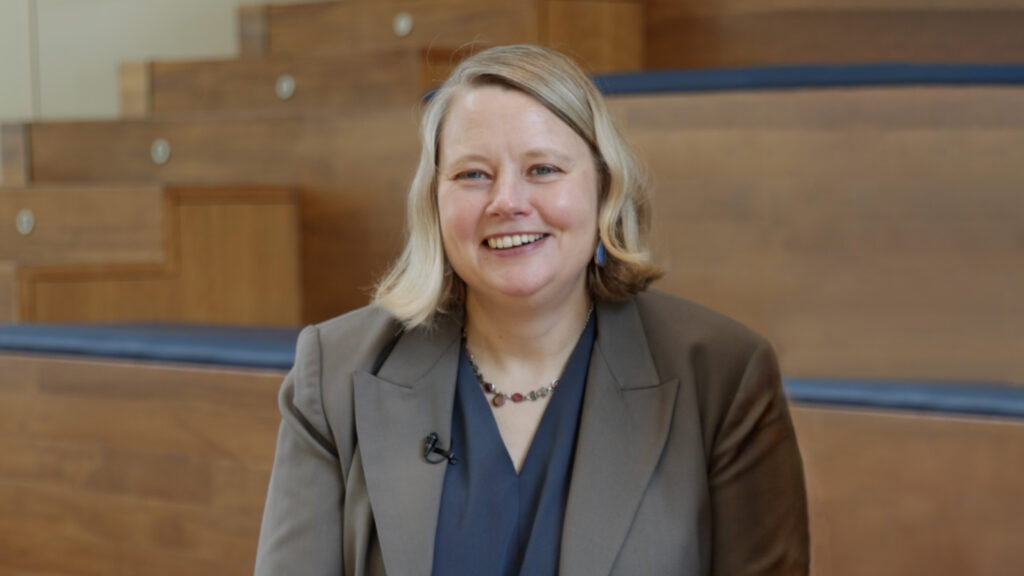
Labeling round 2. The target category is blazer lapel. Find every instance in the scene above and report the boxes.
[352,313,461,576]
[561,298,680,576]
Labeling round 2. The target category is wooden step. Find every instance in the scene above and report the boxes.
[0,184,164,265]
[792,406,1024,576]
[1,110,419,321]
[120,49,454,118]
[647,0,1024,68]
[239,0,644,73]
[6,187,302,326]
[0,352,283,576]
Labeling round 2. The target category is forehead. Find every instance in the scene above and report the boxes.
[438,86,589,162]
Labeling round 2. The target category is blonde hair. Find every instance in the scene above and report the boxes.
[373,44,662,328]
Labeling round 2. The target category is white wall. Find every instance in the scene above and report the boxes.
[0,0,335,186]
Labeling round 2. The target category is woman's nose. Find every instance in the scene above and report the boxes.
[486,172,532,217]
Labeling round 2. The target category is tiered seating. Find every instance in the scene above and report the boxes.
[647,0,1024,68]
[239,0,644,73]
[0,185,302,325]
[1,114,416,320]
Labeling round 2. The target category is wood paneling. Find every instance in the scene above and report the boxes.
[0,184,164,265]
[546,1,645,73]
[17,188,303,326]
[0,352,283,576]
[606,86,1024,383]
[0,261,15,323]
[9,110,419,322]
[248,0,643,73]
[647,1,1024,68]
[124,50,441,118]
[792,406,1024,576]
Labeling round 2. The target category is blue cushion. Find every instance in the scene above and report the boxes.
[592,63,1024,95]
[0,323,299,370]
[785,377,1024,420]
[3,323,1022,418]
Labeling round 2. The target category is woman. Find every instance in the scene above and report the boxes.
[255,45,808,576]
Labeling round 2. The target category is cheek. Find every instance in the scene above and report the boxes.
[437,189,475,244]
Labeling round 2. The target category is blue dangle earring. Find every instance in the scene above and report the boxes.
[594,239,607,267]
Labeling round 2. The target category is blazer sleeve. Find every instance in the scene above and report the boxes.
[709,341,810,576]
[255,325,344,576]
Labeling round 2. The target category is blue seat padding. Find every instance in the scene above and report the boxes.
[592,63,1024,95]
[784,377,1024,420]
[0,323,299,370]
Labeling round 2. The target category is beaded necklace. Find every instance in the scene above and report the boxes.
[462,303,593,408]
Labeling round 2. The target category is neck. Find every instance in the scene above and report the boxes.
[463,289,592,382]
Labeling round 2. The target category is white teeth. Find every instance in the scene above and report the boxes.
[487,233,543,250]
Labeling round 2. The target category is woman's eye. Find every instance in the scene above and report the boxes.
[530,165,559,176]
[455,170,487,180]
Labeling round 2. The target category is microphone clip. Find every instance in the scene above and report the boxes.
[423,432,458,465]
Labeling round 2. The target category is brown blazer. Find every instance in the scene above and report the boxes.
[255,290,809,576]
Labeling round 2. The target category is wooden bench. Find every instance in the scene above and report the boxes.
[0,351,284,576]
[239,0,644,73]
[0,185,302,325]
[120,48,453,118]
[647,0,1024,68]
[1,324,1021,576]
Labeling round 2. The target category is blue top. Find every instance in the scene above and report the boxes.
[431,315,596,576]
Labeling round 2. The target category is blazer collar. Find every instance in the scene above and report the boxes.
[353,298,677,576]
[352,311,462,576]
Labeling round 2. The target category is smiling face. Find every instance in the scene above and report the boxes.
[436,85,600,310]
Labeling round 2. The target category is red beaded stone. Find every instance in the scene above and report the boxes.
[484,382,496,393]
[492,395,505,407]
[511,393,524,403]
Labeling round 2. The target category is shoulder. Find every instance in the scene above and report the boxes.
[631,290,778,433]
[633,289,769,360]
[308,304,404,371]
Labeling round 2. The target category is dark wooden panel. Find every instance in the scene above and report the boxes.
[131,51,438,118]
[607,87,1024,383]
[546,0,644,73]
[647,3,1024,68]
[252,0,643,73]
[792,406,1024,576]
[0,353,283,576]
[265,0,538,57]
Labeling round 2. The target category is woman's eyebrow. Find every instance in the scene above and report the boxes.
[522,148,574,165]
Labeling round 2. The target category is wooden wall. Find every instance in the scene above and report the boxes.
[647,0,1024,68]
[0,353,282,576]
[2,350,1022,576]
[607,86,1024,384]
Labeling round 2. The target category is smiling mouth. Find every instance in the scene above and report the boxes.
[485,233,546,250]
